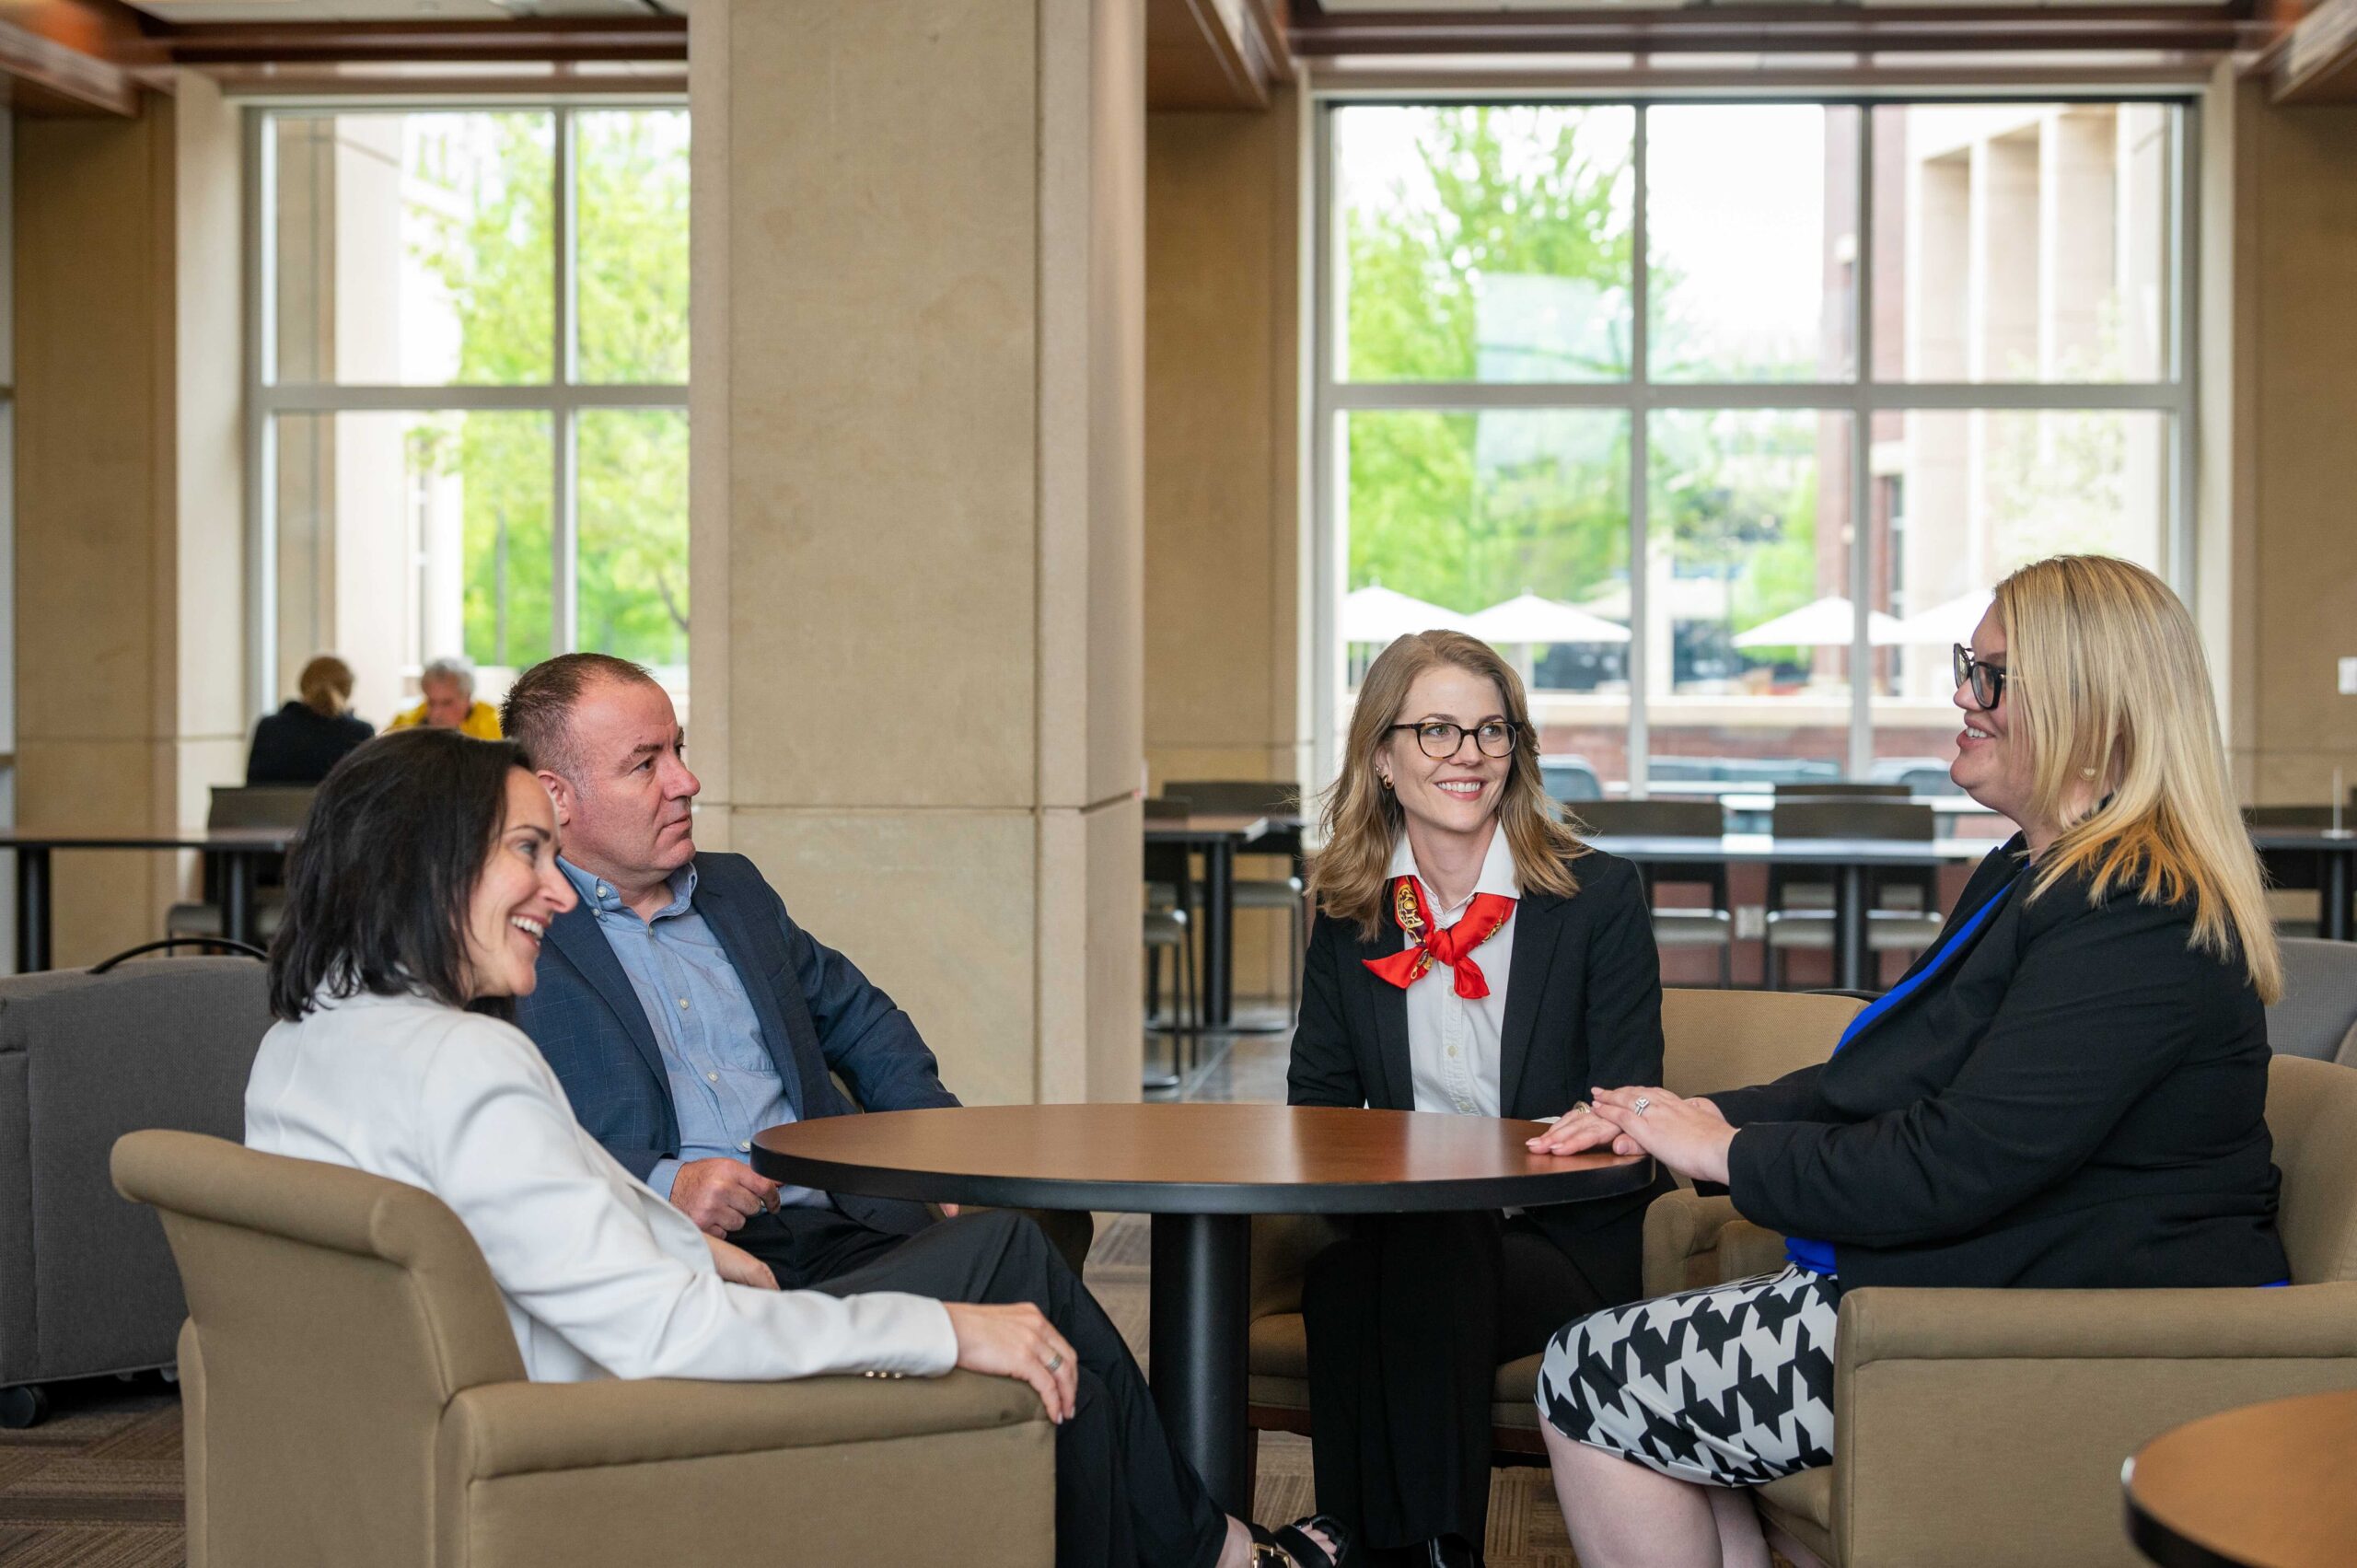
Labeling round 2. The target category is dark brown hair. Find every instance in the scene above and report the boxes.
[499,652,660,784]
[266,728,534,1021]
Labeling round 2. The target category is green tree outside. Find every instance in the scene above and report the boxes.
[409,110,690,672]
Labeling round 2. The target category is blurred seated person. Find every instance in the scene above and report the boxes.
[389,654,503,738]
[1526,555,2290,1568]
[246,655,373,786]
[247,728,1344,1568]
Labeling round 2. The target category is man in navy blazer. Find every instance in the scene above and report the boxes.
[500,654,1062,1282]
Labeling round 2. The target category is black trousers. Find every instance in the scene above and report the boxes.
[732,1205,1227,1568]
[1300,1206,1644,1559]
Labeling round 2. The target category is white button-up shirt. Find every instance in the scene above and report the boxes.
[1389,828,1520,1118]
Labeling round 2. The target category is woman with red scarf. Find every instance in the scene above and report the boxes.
[1288,631,1670,1568]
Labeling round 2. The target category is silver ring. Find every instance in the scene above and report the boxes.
[1632,1096,1652,1117]
[1042,1351,1063,1374]
[1570,1100,1592,1118]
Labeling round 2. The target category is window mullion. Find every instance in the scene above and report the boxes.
[552,107,579,654]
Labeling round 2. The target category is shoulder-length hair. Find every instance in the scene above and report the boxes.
[1308,629,1586,941]
[1997,553,2282,1003]
[267,727,536,1022]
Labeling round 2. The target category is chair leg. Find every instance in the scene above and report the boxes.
[1145,942,1162,1025]
[1767,946,1784,992]
[1718,940,1732,989]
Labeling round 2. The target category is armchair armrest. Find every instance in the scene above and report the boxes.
[1828,1283,2357,1568]
[1642,1190,1786,1296]
[437,1373,1054,1568]
[442,1369,1043,1480]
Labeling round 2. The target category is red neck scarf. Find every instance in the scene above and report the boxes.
[1363,876,1516,1000]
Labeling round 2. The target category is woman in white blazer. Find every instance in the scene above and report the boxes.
[244,727,1345,1568]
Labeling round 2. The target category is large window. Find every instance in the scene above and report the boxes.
[250,105,689,726]
[1317,100,2191,796]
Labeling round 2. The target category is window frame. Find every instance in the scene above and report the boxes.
[1308,92,2201,793]
[242,97,691,718]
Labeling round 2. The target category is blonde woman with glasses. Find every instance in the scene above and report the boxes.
[1527,555,2290,1568]
[1288,630,1671,1568]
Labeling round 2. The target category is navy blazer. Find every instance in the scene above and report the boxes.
[513,852,958,1237]
[1717,835,2290,1292]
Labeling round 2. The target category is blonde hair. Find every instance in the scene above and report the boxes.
[1310,630,1586,940]
[296,655,355,719]
[1996,554,2281,1003]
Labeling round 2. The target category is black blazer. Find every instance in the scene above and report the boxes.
[246,702,374,786]
[1718,835,2290,1292]
[1289,848,1671,1252]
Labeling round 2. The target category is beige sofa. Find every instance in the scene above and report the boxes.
[114,1130,1055,1568]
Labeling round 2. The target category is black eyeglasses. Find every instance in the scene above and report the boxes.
[1388,720,1519,760]
[1953,644,2015,710]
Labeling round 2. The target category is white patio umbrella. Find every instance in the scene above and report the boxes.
[1889,588,1995,646]
[1730,595,1906,649]
[1462,591,1632,646]
[1341,585,1472,644]
[1463,590,1631,690]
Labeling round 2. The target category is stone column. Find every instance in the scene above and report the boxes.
[688,0,1145,1103]
[13,77,246,968]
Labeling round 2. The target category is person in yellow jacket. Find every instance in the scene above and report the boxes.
[389,655,503,739]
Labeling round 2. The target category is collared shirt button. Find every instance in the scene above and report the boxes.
[677,997,690,1009]
[706,1071,718,1084]
[737,1141,751,1153]
[598,883,610,899]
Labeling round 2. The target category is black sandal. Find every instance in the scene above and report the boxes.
[1248,1514,1352,1567]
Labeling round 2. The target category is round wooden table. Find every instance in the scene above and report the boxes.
[753,1102,1652,1516]
[2124,1389,2357,1568]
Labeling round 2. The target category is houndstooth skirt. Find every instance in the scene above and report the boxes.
[1533,1265,1840,1487]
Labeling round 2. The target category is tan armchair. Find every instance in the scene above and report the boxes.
[1246,987,1864,1458]
[112,1130,1054,1568]
[1643,1053,2357,1568]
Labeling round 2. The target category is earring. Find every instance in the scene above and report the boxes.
[2081,767,2098,779]
[1378,774,1393,791]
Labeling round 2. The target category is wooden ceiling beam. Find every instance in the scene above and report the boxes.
[155,17,685,66]
[0,0,148,116]
[1288,0,2262,57]
[1147,0,1291,110]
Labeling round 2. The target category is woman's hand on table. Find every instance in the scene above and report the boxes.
[944,1302,1078,1425]
[1525,1101,1643,1158]
[1583,1086,1736,1187]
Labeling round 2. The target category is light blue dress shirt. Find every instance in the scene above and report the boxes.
[557,857,821,1207]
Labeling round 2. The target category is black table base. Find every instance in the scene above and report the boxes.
[1148,1212,1253,1516]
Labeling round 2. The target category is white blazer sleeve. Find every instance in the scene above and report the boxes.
[416,1016,958,1381]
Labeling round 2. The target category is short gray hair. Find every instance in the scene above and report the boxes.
[420,655,477,697]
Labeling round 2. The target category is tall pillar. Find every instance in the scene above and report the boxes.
[13,77,246,969]
[688,0,1145,1103]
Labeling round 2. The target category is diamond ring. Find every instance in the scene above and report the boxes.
[1632,1096,1653,1117]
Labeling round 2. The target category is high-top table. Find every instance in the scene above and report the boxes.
[754,1102,1652,1516]
[0,828,296,971]
[1142,812,1275,1029]
[2124,1389,2357,1568]
[1586,831,1992,990]
[2246,827,2357,941]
